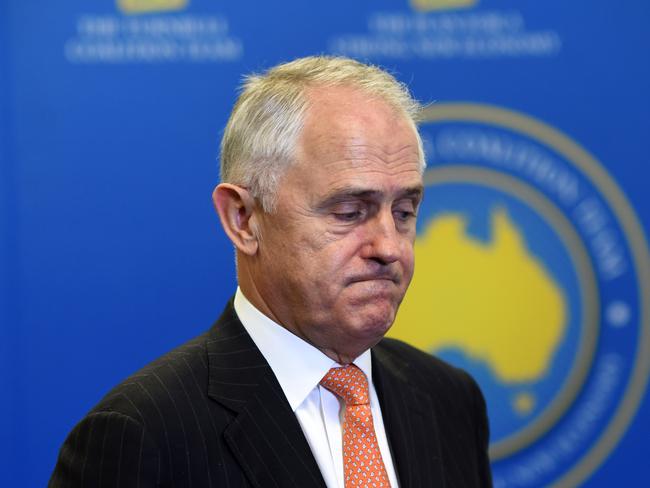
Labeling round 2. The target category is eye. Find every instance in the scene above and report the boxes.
[331,202,367,222]
[393,200,417,222]
[394,210,415,222]
[333,209,366,222]
[334,211,363,221]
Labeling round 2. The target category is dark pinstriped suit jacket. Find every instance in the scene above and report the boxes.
[50,301,492,487]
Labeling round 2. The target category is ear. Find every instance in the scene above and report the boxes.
[212,183,260,256]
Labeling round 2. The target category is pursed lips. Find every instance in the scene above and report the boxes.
[347,272,400,285]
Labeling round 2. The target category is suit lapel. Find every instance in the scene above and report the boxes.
[206,302,326,488]
[373,344,446,488]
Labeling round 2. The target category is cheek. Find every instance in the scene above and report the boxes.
[300,227,355,264]
[284,236,346,288]
[401,243,416,283]
[404,243,416,269]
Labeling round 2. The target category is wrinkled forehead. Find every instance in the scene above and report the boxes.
[284,106,423,202]
[306,134,421,165]
[299,86,424,170]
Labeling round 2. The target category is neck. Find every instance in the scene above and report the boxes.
[237,265,366,365]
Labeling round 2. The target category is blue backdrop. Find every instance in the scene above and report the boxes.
[2,1,649,486]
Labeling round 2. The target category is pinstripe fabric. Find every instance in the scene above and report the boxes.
[373,340,492,488]
[49,300,492,487]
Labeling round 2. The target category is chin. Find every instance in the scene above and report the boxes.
[350,304,396,340]
[335,290,401,339]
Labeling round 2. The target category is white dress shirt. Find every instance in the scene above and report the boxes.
[234,288,400,488]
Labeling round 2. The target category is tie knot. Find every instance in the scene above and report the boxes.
[320,364,369,405]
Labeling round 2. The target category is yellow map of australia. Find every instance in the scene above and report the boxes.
[390,208,567,413]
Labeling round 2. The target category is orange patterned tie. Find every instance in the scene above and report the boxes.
[320,364,391,488]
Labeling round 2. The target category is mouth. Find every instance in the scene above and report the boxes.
[345,277,402,306]
[347,273,400,286]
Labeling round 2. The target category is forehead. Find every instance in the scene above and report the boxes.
[294,86,422,185]
[301,85,417,143]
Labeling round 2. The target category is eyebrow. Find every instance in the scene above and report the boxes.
[317,185,424,208]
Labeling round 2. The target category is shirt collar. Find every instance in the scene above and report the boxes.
[233,287,373,411]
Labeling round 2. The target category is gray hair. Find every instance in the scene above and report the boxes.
[220,56,425,212]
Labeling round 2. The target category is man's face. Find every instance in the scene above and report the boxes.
[251,86,423,360]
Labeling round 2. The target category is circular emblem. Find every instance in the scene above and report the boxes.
[389,103,650,487]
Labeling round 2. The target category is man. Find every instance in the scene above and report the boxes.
[50,56,492,487]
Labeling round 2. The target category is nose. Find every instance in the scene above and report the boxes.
[361,209,403,265]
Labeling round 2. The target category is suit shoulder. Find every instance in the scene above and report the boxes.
[90,329,212,422]
[376,337,483,400]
